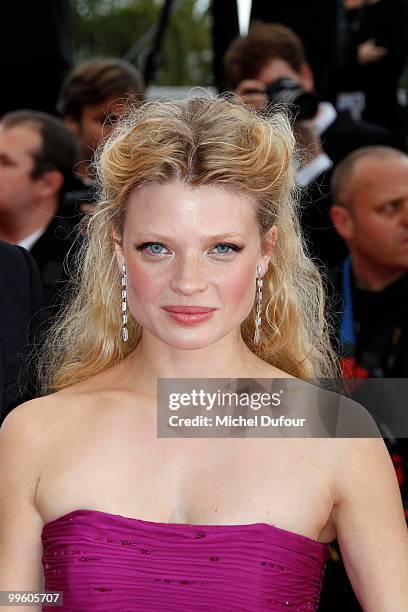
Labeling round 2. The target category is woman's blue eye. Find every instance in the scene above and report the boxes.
[137,242,168,255]
[147,244,165,254]
[212,244,235,254]
[137,242,241,256]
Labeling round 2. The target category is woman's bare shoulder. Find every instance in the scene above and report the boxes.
[328,436,393,502]
[0,392,87,440]
[249,357,296,379]
[264,367,296,379]
[332,436,391,468]
[6,360,131,425]
[0,372,116,436]
[0,397,69,483]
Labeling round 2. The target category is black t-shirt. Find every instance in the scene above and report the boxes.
[328,264,408,377]
[328,262,408,507]
[321,263,408,612]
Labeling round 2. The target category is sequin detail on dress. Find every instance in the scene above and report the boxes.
[41,509,330,611]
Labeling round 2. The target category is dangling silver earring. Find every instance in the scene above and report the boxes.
[253,265,263,345]
[121,264,128,342]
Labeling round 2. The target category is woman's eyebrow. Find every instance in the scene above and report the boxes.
[133,232,245,241]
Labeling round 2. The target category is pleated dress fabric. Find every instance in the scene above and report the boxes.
[41,509,330,611]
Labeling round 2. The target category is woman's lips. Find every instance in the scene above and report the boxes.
[162,307,215,326]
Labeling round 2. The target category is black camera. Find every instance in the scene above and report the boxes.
[265,78,319,121]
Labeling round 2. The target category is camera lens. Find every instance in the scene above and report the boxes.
[265,78,319,120]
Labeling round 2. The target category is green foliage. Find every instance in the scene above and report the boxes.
[70,0,213,85]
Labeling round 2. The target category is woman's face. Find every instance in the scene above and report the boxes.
[114,182,277,350]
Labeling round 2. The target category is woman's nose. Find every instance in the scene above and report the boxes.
[169,257,208,295]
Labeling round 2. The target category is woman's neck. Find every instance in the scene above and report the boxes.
[123,331,263,396]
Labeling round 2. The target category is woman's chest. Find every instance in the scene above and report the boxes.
[36,418,335,541]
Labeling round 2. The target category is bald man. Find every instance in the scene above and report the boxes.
[329,145,408,377]
[321,146,408,612]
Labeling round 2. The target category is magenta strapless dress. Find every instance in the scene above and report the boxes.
[41,509,330,611]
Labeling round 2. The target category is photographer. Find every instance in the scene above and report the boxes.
[224,21,396,166]
[224,22,396,270]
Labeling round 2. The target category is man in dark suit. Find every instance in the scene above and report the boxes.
[0,110,81,312]
[341,0,408,141]
[0,241,43,425]
[224,21,397,166]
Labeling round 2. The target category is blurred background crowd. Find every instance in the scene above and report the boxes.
[0,1,407,609]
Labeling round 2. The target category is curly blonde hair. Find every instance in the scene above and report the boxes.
[39,95,339,393]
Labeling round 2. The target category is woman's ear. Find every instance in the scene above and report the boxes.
[259,225,278,273]
[112,230,124,271]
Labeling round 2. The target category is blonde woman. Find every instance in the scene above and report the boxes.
[0,97,407,611]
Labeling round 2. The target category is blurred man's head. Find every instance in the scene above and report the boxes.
[344,0,381,9]
[0,110,78,218]
[57,58,145,162]
[224,21,314,93]
[330,147,408,278]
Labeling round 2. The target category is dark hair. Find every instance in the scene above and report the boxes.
[224,21,307,89]
[57,58,145,121]
[1,110,79,190]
